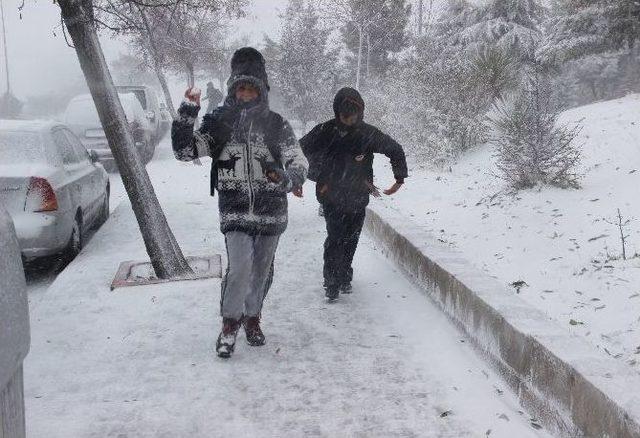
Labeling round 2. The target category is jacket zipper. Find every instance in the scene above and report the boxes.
[240,109,256,216]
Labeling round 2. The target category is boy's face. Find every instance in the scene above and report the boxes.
[339,112,359,126]
[235,83,260,103]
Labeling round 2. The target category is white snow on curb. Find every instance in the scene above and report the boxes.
[376,93,640,372]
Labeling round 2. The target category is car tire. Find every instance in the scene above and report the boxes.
[65,214,83,261]
[97,186,110,227]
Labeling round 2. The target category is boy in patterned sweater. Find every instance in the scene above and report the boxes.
[172,47,308,358]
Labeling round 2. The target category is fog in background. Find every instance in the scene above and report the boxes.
[1,0,288,116]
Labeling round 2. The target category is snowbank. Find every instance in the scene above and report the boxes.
[376,93,640,371]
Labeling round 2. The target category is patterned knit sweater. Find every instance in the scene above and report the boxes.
[171,80,307,236]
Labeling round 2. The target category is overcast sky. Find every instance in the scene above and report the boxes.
[1,0,289,99]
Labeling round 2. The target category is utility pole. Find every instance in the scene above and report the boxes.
[0,0,11,94]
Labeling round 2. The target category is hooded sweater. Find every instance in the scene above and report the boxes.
[300,87,408,210]
[172,47,308,236]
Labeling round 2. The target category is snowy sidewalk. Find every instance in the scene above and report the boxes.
[24,145,551,437]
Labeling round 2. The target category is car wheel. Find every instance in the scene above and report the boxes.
[98,187,110,227]
[65,214,83,260]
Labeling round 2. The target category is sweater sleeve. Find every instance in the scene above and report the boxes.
[171,101,215,161]
[371,127,408,182]
[278,120,308,190]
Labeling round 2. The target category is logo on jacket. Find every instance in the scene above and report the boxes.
[355,154,365,162]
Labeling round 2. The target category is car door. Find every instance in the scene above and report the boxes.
[64,129,104,224]
[51,128,91,222]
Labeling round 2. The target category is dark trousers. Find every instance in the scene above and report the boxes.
[322,203,366,287]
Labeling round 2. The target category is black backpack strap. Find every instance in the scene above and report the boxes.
[264,112,284,165]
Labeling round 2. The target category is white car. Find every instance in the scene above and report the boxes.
[0,204,29,437]
[0,120,110,260]
[64,93,155,169]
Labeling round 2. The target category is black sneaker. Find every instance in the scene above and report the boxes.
[216,318,240,358]
[339,283,353,294]
[325,285,340,301]
[243,316,266,346]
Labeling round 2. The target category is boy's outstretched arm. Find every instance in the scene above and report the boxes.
[371,127,408,195]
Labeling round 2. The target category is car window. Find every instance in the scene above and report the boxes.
[64,129,91,164]
[52,130,80,165]
[0,131,45,164]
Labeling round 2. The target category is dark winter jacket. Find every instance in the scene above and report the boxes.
[300,87,408,210]
[172,47,308,236]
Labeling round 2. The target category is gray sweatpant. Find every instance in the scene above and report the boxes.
[220,231,280,320]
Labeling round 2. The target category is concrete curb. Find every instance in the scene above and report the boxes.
[365,205,640,438]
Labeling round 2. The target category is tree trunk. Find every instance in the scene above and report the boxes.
[366,32,371,82]
[58,0,192,279]
[186,61,195,88]
[417,0,423,35]
[154,61,177,119]
[138,8,177,119]
[356,24,363,90]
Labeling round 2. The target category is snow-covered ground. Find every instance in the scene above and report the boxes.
[25,140,551,437]
[377,94,640,371]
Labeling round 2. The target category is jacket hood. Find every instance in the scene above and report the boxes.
[224,47,270,113]
[333,87,365,124]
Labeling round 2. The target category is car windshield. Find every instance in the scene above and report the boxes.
[0,131,44,164]
[65,98,100,126]
[65,95,139,127]
[121,90,147,109]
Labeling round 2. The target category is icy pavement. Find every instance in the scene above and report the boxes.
[24,141,552,437]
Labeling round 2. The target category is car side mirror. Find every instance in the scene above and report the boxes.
[88,149,100,163]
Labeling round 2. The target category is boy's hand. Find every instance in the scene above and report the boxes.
[292,187,304,198]
[365,180,381,198]
[185,87,201,106]
[266,170,283,183]
[383,181,403,196]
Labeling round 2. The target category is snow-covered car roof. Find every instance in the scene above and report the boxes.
[0,119,63,133]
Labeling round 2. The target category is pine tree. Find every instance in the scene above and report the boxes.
[337,0,411,80]
[436,0,545,63]
[269,0,342,128]
[539,0,640,64]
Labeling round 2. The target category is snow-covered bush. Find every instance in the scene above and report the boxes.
[492,74,582,189]
[363,49,491,166]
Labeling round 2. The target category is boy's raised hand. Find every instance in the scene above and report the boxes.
[185,87,201,106]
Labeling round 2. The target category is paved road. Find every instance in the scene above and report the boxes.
[25,141,553,437]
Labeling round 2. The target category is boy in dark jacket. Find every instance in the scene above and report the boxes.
[300,87,407,301]
[172,47,308,358]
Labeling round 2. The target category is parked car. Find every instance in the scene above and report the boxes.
[0,120,110,261]
[64,93,154,169]
[116,85,165,144]
[0,204,29,438]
